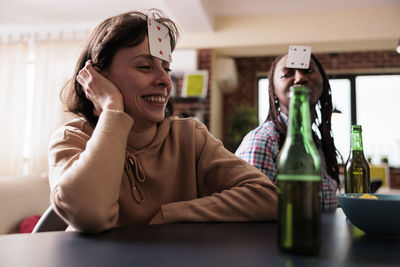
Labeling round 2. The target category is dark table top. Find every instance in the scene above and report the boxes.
[0,208,399,267]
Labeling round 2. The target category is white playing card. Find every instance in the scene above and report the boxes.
[286,45,312,69]
[147,19,172,62]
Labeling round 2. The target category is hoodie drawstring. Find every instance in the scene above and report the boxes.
[124,154,146,203]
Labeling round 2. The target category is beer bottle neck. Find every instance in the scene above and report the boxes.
[278,85,321,176]
[287,86,313,143]
[350,130,364,151]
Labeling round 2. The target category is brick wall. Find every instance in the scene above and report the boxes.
[222,50,400,141]
[316,51,400,70]
[390,169,400,189]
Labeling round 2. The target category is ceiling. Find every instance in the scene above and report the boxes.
[1,0,398,31]
[1,0,400,56]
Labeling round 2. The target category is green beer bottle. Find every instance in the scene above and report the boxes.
[344,125,370,193]
[277,86,321,254]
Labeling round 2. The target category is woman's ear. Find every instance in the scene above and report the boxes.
[95,66,109,78]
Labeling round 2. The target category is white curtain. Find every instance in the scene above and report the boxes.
[26,40,82,174]
[0,43,28,175]
[0,39,84,176]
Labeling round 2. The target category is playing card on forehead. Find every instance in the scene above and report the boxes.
[286,45,312,69]
[147,19,172,62]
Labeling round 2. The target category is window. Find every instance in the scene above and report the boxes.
[355,75,400,167]
[330,79,351,164]
[257,74,400,167]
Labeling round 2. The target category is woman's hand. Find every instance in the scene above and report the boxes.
[76,60,124,116]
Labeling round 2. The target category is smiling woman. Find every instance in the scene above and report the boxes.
[96,42,173,131]
[48,10,278,233]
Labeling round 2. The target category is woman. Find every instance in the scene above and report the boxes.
[49,10,277,233]
[235,53,339,209]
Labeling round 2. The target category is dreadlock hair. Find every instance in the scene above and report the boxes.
[266,53,340,185]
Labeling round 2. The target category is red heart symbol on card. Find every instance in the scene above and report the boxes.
[157,26,160,31]
[158,37,162,42]
[159,50,163,55]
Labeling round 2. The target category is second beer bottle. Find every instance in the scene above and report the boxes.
[344,125,370,193]
[277,85,321,254]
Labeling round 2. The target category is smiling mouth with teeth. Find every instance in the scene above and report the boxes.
[143,96,166,103]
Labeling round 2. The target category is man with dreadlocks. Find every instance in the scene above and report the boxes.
[235,53,340,210]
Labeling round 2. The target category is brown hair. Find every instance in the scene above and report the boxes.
[266,53,340,185]
[61,10,180,125]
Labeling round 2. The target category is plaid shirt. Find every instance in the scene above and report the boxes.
[235,113,338,210]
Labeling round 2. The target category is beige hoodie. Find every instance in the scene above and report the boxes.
[49,110,277,233]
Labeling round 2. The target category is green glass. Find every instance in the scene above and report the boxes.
[344,125,370,193]
[277,86,321,255]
